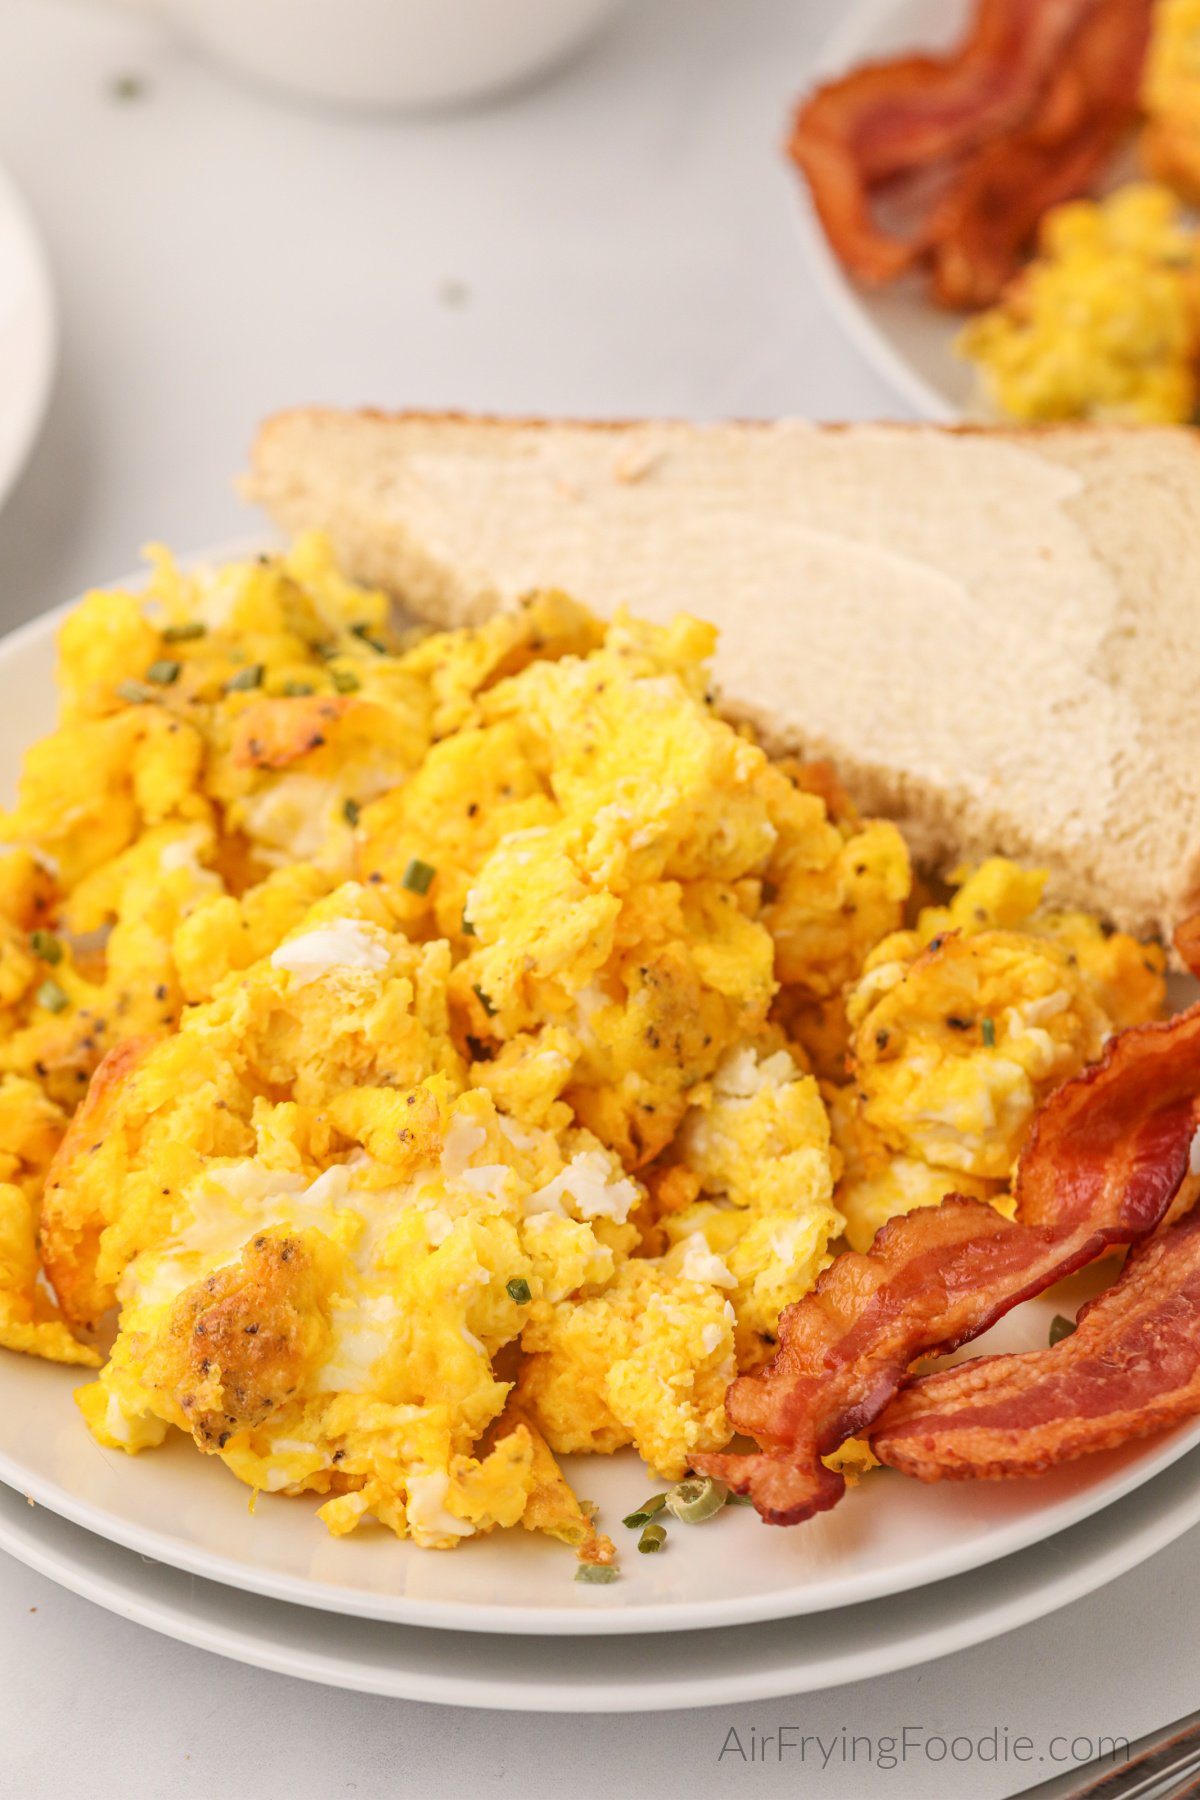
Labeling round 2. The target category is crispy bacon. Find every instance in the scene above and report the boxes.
[873,1205,1200,1480]
[925,0,1154,306]
[789,0,1152,304]
[694,1006,1200,1524]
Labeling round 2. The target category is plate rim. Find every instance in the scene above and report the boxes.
[794,0,966,424]
[2,549,1198,1638]
[5,1374,1200,1637]
[3,1442,1200,1710]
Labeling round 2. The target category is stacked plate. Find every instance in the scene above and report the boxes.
[3,1300,1200,1710]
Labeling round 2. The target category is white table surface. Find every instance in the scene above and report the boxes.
[0,2,1196,1796]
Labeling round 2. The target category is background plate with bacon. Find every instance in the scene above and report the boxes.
[793,0,1147,422]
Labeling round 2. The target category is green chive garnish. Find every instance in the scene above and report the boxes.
[638,1522,667,1554]
[1049,1314,1076,1347]
[472,983,497,1018]
[343,798,361,827]
[725,1491,755,1507]
[665,1476,727,1524]
[401,857,436,896]
[145,659,180,686]
[161,620,206,643]
[574,1564,618,1584]
[29,930,62,965]
[116,679,152,705]
[981,1017,996,1048]
[461,910,476,937]
[506,1277,531,1306]
[330,667,360,694]
[224,664,264,692]
[36,978,69,1014]
[282,679,314,697]
[623,1494,668,1529]
[350,622,387,654]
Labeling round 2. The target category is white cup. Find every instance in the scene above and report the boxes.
[120,0,633,112]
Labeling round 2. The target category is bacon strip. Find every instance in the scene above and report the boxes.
[925,0,1154,307]
[789,0,1151,303]
[872,1205,1200,1480]
[694,1006,1200,1525]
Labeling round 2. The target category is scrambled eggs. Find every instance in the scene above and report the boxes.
[1143,0,1200,207]
[0,540,1165,1555]
[833,861,1165,1252]
[958,184,1200,424]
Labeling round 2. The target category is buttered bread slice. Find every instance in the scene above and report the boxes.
[245,412,1200,946]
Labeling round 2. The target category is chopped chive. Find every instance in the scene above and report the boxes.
[725,1491,755,1507]
[330,667,360,694]
[224,664,264,693]
[36,978,69,1014]
[161,620,206,643]
[282,679,314,697]
[471,983,497,1018]
[574,1563,617,1584]
[622,1493,669,1529]
[461,909,476,937]
[401,857,436,896]
[665,1476,727,1524]
[29,930,62,965]
[981,1017,996,1048]
[637,1522,667,1554]
[1049,1313,1076,1347]
[506,1277,531,1306]
[342,798,361,827]
[350,622,387,653]
[145,658,181,686]
[116,679,152,705]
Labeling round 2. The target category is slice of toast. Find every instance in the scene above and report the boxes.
[244,410,1200,945]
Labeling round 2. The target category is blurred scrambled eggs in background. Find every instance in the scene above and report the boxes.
[0,539,1165,1559]
[959,183,1200,424]
[958,1,1200,423]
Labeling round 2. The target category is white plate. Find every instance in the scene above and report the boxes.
[4,1441,1200,1710]
[3,564,1199,1637]
[0,157,55,508]
[6,1277,1200,1638]
[795,0,992,422]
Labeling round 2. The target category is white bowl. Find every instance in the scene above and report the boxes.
[151,0,633,112]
